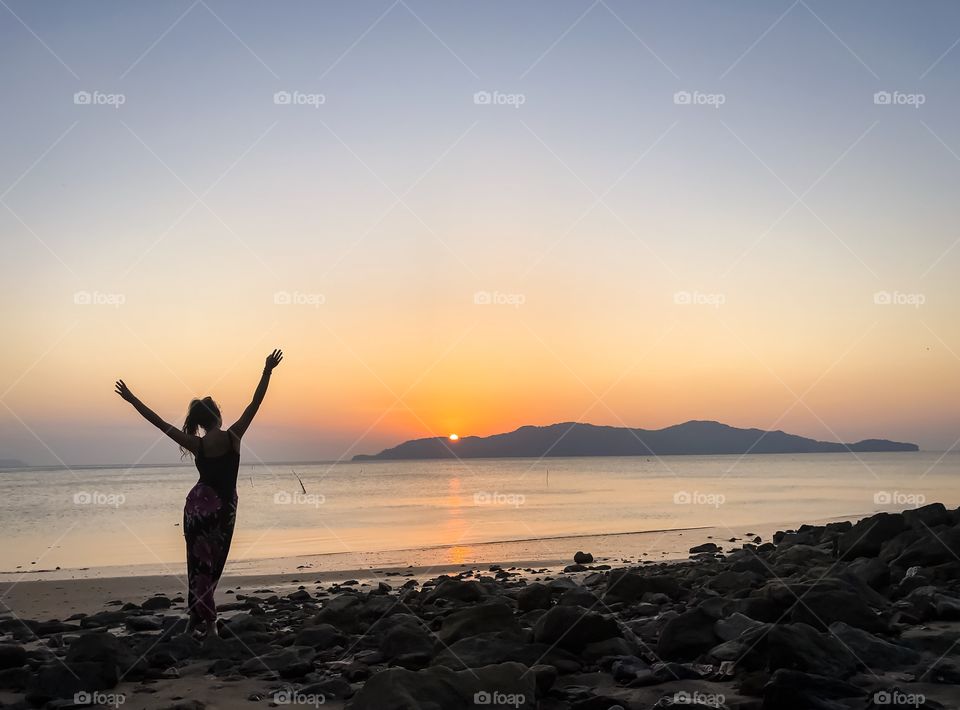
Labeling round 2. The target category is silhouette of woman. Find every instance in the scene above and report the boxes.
[115,348,283,637]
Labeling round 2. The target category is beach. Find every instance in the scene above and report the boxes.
[3,503,960,709]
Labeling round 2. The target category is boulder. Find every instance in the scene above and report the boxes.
[0,644,26,670]
[656,608,719,661]
[348,661,536,710]
[838,513,906,560]
[438,602,522,645]
[828,622,921,670]
[533,605,620,652]
[517,583,552,612]
[574,551,594,564]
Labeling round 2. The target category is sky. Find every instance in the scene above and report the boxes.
[1,0,959,465]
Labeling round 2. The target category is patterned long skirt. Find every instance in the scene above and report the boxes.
[183,483,237,625]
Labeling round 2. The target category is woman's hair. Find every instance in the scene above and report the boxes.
[181,397,221,457]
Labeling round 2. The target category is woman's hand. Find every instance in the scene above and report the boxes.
[114,379,135,403]
[264,348,284,372]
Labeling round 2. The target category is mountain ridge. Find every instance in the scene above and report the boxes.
[352,420,918,461]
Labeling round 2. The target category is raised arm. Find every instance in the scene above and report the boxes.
[115,379,199,454]
[229,349,283,440]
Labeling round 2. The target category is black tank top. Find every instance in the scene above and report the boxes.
[195,433,241,498]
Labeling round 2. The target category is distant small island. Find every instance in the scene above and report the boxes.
[353,420,918,461]
[0,458,28,468]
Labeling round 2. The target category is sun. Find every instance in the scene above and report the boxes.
[448,433,459,441]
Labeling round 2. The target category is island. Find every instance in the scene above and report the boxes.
[353,420,918,461]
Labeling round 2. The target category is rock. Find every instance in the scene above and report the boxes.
[380,617,434,666]
[438,602,522,645]
[837,512,906,559]
[828,621,921,670]
[299,677,354,700]
[574,551,594,564]
[240,646,316,677]
[657,608,719,661]
[714,612,764,641]
[294,623,345,649]
[0,644,26,670]
[846,557,891,590]
[517,583,553,611]
[533,605,621,652]
[26,661,118,703]
[762,669,864,709]
[425,578,488,604]
[432,635,581,672]
[287,589,313,602]
[125,615,164,632]
[66,631,144,677]
[903,503,951,530]
[563,564,588,573]
[558,587,599,608]
[530,663,557,694]
[604,570,681,601]
[706,570,761,594]
[790,589,887,633]
[739,622,858,678]
[348,661,536,710]
[689,542,720,554]
[140,595,172,610]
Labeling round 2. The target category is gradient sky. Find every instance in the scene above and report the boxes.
[2,0,959,465]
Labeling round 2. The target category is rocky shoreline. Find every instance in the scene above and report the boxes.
[2,504,960,709]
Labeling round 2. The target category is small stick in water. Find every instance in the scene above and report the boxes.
[293,469,307,494]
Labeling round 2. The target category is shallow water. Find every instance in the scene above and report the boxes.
[0,451,955,578]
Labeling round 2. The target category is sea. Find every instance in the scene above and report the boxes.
[0,451,955,580]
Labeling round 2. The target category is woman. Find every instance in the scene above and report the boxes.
[115,348,283,637]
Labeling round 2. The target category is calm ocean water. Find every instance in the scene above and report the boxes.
[0,452,956,578]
